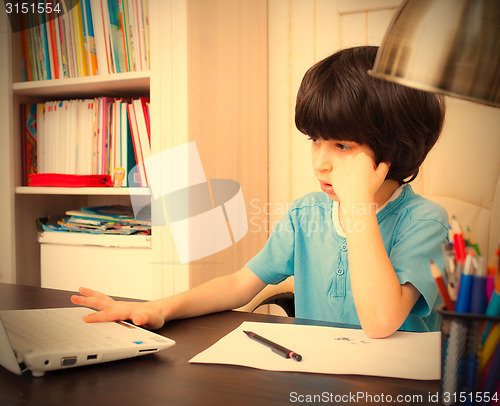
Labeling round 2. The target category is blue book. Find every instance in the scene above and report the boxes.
[37,9,52,80]
[81,0,98,75]
[107,0,125,73]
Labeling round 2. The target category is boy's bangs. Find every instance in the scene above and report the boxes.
[295,83,370,144]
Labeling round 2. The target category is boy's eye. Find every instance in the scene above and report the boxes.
[308,137,320,145]
[336,143,351,151]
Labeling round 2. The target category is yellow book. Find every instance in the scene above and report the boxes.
[73,2,88,77]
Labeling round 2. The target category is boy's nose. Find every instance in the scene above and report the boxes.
[314,150,333,173]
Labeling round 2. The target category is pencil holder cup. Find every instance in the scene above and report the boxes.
[437,306,500,406]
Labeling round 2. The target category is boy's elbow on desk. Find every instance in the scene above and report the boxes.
[360,324,396,339]
[358,312,407,339]
[362,326,397,339]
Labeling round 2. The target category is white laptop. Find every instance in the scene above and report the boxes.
[0,307,175,377]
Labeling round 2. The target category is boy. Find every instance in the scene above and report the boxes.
[72,46,448,338]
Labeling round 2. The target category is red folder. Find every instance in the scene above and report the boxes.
[28,173,113,187]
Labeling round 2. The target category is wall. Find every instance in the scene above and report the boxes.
[187,0,269,287]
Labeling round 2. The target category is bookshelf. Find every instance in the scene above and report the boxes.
[1,0,269,299]
[12,71,150,98]
[15,186,150,195]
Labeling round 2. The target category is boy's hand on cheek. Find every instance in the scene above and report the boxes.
[330,152,390,204]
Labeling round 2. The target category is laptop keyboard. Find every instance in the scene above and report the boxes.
[0,308,129,352]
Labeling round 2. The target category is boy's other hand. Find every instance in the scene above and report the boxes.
[71,287,165,330]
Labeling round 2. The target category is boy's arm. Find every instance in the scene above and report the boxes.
[71,267,267,329]
[332,152,420,338]
[344,208,420,338]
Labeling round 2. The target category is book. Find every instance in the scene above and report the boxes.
[121,100,139,187]
[141,0,150,68]
[38,10,52,80]
[133,98,151,160]
[29,173,112,187]
[127,0,140,71]
[127,102,147,186]
[135,0,146,70]
[81,0,98,76]
[20,14,30,81]
[40,217,151,235]
[89,0,109,75]
[108,0,126,73]
[19,0,149,80]
[72,0,87,77]
[101,0,115,73]
[63,1,77,77]
[22,97,148,185]
[57,1,70,78]
[20,104,38,185]
[29,13,42,80]
[36,103,46,173]
[44,10,56,79]
[118,0,130,72]
[67,205,150,226]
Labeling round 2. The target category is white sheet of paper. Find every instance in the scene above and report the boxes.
[189,321,441,380]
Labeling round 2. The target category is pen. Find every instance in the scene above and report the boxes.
[470,256,487,314]
[481,277,500,346]
[430,259,455,311]
[486,265,496,303]
[486,247,499,302]
[442,242,458,301]
[243,330,302,361]
[455,255,474,313]
[479,324,500,371]
[479,338,500,406]
[486,276,500,318]
[451,216,466,264]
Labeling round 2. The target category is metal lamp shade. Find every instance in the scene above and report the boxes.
[369,0,500,108]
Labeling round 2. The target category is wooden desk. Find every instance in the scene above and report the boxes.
[0,283,439,406]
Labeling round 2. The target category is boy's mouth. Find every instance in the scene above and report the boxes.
[319,181,334,195]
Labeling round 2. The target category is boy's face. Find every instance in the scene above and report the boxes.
[311,138,377,201]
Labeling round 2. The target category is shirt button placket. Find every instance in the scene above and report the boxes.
[330,241,347,297]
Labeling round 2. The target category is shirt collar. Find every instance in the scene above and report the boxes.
[331,184,409,238]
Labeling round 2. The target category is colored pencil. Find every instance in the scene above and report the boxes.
[430,259,455,311]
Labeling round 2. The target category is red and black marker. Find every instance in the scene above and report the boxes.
[243,330,302,362]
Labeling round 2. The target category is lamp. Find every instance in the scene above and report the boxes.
[369,0,500,108]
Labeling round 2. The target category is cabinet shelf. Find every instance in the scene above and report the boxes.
[13,71,150,98]
[15,186,150,196]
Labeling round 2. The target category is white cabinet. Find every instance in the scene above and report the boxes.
[40,232,153,300]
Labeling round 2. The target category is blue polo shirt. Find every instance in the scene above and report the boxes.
[246,185,449,332]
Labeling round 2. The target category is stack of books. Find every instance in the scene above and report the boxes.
[20,0,150,81]
[21,97,151,187]
[39,205,151,235]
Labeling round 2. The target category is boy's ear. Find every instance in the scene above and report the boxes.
[376,161,391,179]
[375,159,391,167]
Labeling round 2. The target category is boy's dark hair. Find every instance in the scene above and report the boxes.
[295,46,445,183]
